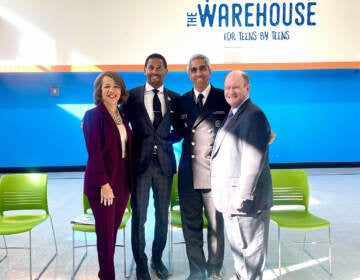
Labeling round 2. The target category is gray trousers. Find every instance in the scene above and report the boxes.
[223,210,270,280]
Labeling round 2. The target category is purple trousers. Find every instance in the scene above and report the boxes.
[88,189,129,280]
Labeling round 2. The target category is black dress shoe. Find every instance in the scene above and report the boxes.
[207,267,223,280]
[136,268,151,280]
[151,259,169,279]
[229,272,241,280]
[185,275,207,280]
[137,275,151,280]
[208,271,223,280]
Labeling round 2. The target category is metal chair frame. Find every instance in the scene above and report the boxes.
[71,196,131,279]
[0,173,58,280]
[270,169,332,278]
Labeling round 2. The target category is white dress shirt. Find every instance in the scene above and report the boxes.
[144,83,165,123]
[193,84,211,105]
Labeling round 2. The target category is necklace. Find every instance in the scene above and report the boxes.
[111,111,123,125]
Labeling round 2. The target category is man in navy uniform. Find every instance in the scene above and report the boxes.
[174,54,229,280]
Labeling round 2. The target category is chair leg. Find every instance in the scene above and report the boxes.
[168,224,170,274]
[34,216,58,280]
[167,213,172,275]
[328,226,332,275]
[278,227,282,279]
[72,230,75,277]
[303,227,332,276]
[85,232,88,251]
[170,225,174,275]
[29,231,33,280]
[122,228,128,278]
[303,231,308,250]
[0,236,8,263]
[50,215,58,254]
[72,231,89,280]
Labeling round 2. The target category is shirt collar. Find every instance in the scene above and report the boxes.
[145,83,164,94]
[194,84,211,100]
[232,96,249,115]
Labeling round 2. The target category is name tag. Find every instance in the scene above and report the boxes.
[213,111,226,115]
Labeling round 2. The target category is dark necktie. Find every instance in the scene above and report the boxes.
[153,89,162,129]
[223,110,234,129]
[197,93,204,112]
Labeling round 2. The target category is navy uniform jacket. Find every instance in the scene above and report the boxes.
[174,86,230,190]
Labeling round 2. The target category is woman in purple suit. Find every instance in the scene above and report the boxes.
[82,71,133,280]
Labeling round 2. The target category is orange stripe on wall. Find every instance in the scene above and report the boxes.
[209,61,360,71]
[1,61,359,72]
[81,61,360,71]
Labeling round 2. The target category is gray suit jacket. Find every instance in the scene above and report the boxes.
[210,99,273,215]
[124,85,179,176]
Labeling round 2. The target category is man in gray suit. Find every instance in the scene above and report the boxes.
[124,53,179,280]
[210,71,273,280]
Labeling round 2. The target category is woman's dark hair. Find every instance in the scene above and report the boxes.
[93,71,126,105]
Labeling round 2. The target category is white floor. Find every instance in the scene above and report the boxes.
[0,168,360,280]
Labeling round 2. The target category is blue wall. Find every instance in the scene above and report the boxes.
[0,69,359,169]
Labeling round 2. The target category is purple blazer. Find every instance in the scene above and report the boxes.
[82,102,133,200]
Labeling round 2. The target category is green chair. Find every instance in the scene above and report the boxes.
[270,169,332,277]
[0,173,58,280]
[71,195,131,279]
[168,173,208,274]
